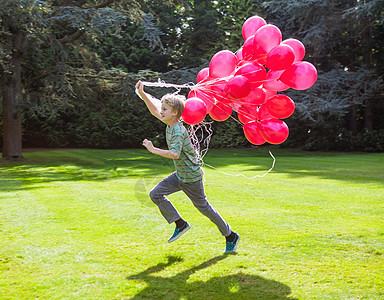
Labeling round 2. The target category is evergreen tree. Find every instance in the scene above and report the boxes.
[0,0,179,158]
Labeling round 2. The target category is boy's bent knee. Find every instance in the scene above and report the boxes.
[149,188,157,199]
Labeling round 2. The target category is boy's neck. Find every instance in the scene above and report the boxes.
[167,118,179,128]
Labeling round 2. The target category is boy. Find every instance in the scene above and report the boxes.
[135,80,240,253]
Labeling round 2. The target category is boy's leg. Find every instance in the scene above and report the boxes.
[149,172,182,224]
[180,180,232,237]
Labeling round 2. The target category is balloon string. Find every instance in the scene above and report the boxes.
[202,150,276,179]
[137,80,275,179]
[138,75,282,126]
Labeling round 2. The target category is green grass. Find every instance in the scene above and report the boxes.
[0,148,383,299]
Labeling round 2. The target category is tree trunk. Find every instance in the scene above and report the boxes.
[2,31,26,158]
[364,99,373,131]
[349,103,358,135]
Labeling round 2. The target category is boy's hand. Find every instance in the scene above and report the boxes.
[142,139,155,153]
[135,80,144,94]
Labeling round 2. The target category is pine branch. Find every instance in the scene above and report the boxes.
[59,29,85,44]
[25,70,56,89]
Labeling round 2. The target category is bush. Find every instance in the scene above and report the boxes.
[302,128,384,152]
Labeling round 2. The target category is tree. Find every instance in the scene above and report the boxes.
[263,0,384,141]
[0,0,179,158]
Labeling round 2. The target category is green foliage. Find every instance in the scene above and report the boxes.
[177,0,225,66]
[209,115,249,148]
[214,0,264,51]
[22,68,202,149]
[303,128,384,152]
[88,23,172,73]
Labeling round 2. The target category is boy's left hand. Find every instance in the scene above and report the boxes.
[142,139,155,152]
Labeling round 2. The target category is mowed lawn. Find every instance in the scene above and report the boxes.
[0,148,383,299]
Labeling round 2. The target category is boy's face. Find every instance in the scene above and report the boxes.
[160,102,178,124]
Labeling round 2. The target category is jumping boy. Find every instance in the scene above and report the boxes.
[135,80,240,253]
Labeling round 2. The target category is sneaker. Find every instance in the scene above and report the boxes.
[168,222,191,243]
[225,233,240,253]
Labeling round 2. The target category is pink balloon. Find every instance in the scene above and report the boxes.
[196,68,209,83]
[188,89,215,113]
[242,16,267,41]
[280,61,318,90]
[230,99,242,112]
[243,121,266,145]
[266,44,295,70]
[253,25,282,57]
[259,119,289,144]
[209,50,237,78]
[240,87,266,106]
[263,70,290,91]
[238,105,258,124]
[182,97,207,125]
[281,39,305,62]
[257,105,275,120]
[209,101,232,121]
[235,61,266,87]
[226,75,251,99]
[264,88,277,100]
[264,94,295,119]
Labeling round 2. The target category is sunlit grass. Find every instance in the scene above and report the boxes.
[1,148,383,299]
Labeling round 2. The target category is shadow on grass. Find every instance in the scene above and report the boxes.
[0,149,174,192]
[204,148,384,185]
[127,255,296,299]
[1,148,383,193]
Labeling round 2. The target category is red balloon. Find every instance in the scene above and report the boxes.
[259,119,289,144]
[236,48,243,63]
[243,121,266,145]
[263,70,290,91]
[197,68,209,83]
[242,16,267,41]
[235,61,266,87]
[242,35,256,61]
[209,101,232,121]
[264,94,295,119]
[280,61,317,90]
[208,79,231,103]
[257,105,275,120]
[188,89,215,112]
[209,50,237,78]
[266,44,295,70]
[238,105,258,124]
[182,97,207,125]
[240,87,266,106]
[253,25,282,57]
[281,39,305,62]
[226,75,251,99]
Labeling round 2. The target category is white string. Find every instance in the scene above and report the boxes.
[137,79,276,179]
[187,121,214,164]
[202,151,276,179]
[140,79,196,90]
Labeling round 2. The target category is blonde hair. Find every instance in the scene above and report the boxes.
[161,93,186,119]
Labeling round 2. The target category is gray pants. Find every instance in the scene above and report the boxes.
[149,172,232,236]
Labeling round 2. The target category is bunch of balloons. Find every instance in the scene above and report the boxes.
[181,15,317,145]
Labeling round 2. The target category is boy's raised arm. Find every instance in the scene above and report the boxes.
[135,81,162,121]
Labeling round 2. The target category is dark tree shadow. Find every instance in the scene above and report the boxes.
[127,255,296,299]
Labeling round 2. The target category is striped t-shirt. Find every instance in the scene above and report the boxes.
[166,122,204,183]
